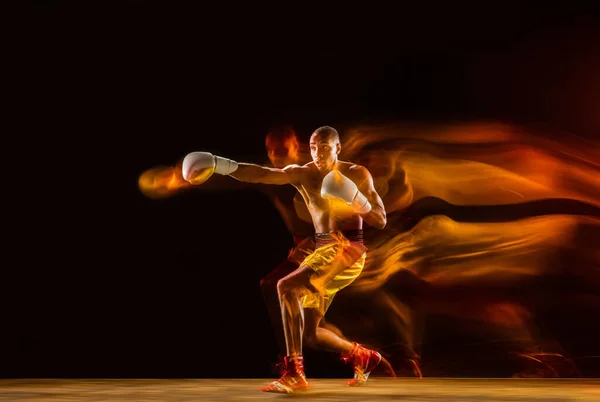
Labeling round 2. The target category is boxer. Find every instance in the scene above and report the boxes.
[182,126,390,393]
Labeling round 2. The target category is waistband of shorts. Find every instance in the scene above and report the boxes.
[314,229,363,247]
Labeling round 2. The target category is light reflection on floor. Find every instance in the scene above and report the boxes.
[1,378,599,401]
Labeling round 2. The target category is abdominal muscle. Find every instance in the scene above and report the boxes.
[292,163,367,234]
[311,210,363,234]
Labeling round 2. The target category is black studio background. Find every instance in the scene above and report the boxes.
[8,1,599,378]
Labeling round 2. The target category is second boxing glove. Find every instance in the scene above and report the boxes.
[321,170,372,214]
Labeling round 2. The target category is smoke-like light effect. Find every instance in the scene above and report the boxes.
[341,122,600,206]
[327,122,600,377]
[137,162,191,199]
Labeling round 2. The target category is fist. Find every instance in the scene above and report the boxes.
[321,170,359,203]
[321,170,371,214]
[182,152,216,185]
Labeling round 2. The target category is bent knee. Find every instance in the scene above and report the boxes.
[277,278,292,296]
[277,277,307,298]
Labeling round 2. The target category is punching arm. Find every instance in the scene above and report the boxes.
[229,163,300,185]
[182,151,301,186]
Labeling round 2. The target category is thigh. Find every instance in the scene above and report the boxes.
[289,244,364,314]
[310,243,366,292]
[280,264,329,313]
[280,264,319,293]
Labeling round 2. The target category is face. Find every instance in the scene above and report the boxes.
[310,133,340,172]
[266,133,299,168]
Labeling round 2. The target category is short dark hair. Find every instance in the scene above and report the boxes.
[312,126,340,143]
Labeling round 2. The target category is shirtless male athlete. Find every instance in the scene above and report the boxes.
[181,126,388,394]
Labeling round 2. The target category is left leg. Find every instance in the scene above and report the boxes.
[277,265,315,358]
[261,265,314,394]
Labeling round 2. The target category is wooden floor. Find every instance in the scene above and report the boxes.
[1,378,599,401]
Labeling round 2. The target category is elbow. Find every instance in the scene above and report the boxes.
[364,208,386,229]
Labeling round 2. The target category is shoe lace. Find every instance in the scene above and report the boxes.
[341,342,360,363]
[341,346,368,376]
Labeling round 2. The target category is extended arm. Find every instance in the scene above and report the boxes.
[229,163,299,185]
[182,151,301,186]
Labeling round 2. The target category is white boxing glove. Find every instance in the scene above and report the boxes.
[321,170,372,214]
[182,151,238,185]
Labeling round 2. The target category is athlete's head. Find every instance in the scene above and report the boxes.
[310,126,341,172]
[265,126,300,168]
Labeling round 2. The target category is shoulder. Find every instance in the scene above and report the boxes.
[340,161,374,188]
[286,162,318,173]
[282,164,310,182]
[283,164,310,173]
[343,162,372,179]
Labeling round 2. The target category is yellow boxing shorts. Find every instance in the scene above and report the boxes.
[300,231,366,314]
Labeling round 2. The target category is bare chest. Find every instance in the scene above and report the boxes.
[295,174,324,207]
[296,167,359,208]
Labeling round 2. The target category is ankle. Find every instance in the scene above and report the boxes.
[284,354,305,376]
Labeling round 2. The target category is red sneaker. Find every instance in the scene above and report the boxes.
[261,355,309,394]
[342,342,395,386]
